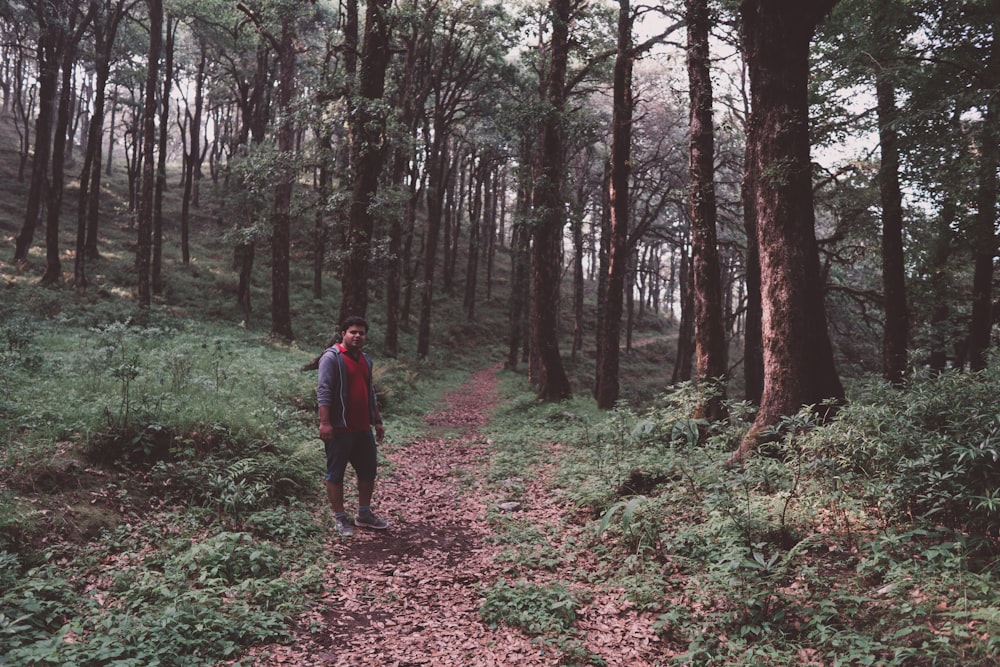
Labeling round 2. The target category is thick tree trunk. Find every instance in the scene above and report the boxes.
[76,2,125,286]
[733,0,844,462]
[595,0,632,408]
[531,0,573,401]
[339,0,392,322]
[873,0,908,385]
[687,0,728,421]
[270,15,297,341]
[13,19,58,263]
[41,32,78,285]
[967,9,999,372]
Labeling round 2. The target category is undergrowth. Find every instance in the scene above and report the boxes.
[482,368,1000,665]
[0,289,438,664]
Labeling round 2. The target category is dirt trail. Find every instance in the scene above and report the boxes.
[243,364,668,666]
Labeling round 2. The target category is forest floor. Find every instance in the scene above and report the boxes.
[234,364,671,666]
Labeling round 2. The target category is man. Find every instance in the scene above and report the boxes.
[317,315,388,536]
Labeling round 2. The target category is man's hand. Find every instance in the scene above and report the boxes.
[374,423,385,443]
[319,421,334,442]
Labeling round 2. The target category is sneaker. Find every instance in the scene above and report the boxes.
[354,511,389,530]
[334,514,355,537]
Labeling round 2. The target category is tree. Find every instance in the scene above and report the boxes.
[687,0,728,420]
[871,0,909,385]
[732,0,845,462]
[75,0,135,286]
[594,0,633,409]
[269,5,298,341]
[339,0,393,322]
[13,0,86,264]
[41,2,95,285]
[966,0,999,371]
[530,0,573,400]
[137,0,163,308]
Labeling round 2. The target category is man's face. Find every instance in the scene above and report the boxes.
[341,325,367,354]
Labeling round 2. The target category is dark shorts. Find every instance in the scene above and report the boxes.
[324,430,378,483]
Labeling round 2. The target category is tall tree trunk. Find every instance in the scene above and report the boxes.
[76,0,127,286]
[928,189,956,372]
[270,14,297,341]
[571,208,584,361]
[507,148,533,370]
[967,7,999,372]
[687,0,728,421]
[105,83,117,178]
[180,39,206,267]
[593,161,611,398]
[733,0,844,463]
[531,0,573,401]
[152,16,176,296]
[137,0,162,308]
[872,0,908,385]
[464,159,484,320]
[417,127,449,357]
[13,12,58,263]
[339,0,392,322]
[595,0,632,408]
[41,26,79,285]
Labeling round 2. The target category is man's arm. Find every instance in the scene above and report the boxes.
[319,405,334,442]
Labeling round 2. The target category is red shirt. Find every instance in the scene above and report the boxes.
[336,343,372,433]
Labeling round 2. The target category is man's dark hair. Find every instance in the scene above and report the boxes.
[340,315,368,333]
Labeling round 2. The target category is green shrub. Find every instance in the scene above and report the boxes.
[803,368,1000,537]
[479,578,584,636]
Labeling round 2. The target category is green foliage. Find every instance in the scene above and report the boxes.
[479,578,584,636]
[802,366,1000,537]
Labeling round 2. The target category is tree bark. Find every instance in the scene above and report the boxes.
[417,124,449,357]
[687,0,728,420]
[339,0,393,322]
[41,20,81,285]
[872,0,909,385]
[76,0,129,285]
[152,16,176,296]
[137,0,162,308]
[270,13,297,341]
[595,0,632,409]
[530,0,573,401]
[733,0,844,462]
[967,6,999,372]
[13,5,59,263]
[180,39,206,267]
[464,158,485,320]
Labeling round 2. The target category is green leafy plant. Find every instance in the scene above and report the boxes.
[480,578,584,636]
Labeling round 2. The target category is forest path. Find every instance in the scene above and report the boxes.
[241,364,667,666]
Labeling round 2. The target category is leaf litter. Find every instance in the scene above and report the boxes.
[234,365,672,666]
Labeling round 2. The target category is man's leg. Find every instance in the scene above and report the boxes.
[325,479,346,513]
[358,478,374,507]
